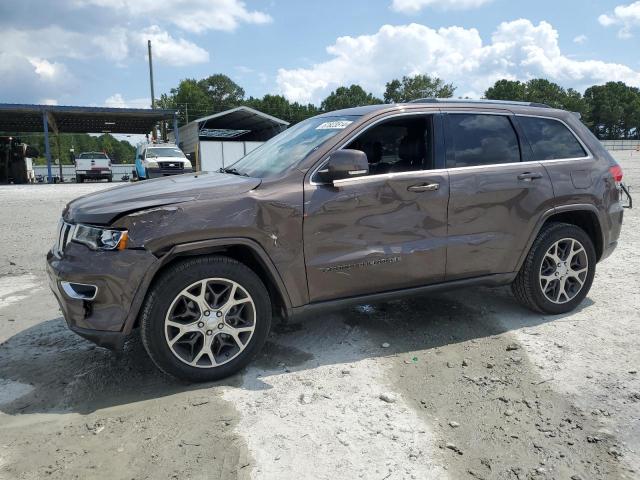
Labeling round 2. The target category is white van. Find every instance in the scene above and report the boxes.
[75,152,113,183]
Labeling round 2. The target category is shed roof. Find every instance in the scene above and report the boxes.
[0,103,176,134]
[193,106,289,131]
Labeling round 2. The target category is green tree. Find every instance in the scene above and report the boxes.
[245,94,320,124]
[484,80,527,102]
[484,78,587,114]
[157,78,213,125]
[320,85,382,112]
[384,74,456,103]
[19,133,135,165]
[197,74,245,110]
[584,82,640,139]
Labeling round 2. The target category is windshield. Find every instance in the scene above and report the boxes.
[146,147,185,158]
[78,153,108,159]
[229,116,360,178]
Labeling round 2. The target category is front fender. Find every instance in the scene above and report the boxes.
[120,237,294,334]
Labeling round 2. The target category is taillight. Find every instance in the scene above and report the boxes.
[609,165,623,183]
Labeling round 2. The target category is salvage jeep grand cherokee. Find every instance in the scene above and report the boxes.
[47,100,631,382]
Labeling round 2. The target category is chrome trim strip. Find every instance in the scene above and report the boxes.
[333,168,447,187]
[61,281,98,301]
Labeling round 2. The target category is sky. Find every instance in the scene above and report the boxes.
[1,0,640,108]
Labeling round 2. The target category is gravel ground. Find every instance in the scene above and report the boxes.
[0,155,638,480]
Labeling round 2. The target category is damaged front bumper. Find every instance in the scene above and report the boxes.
[46,242,158,349]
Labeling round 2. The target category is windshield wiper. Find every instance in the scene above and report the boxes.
[220,167,248,177]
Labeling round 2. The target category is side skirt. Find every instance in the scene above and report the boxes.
[292,273,516,318]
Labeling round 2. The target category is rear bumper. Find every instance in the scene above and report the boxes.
[77,170,112,178]
[46,242,158,349]
[147,167,193,178]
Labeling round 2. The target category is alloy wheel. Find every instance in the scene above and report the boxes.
[164,278,256,368]
[539,238,589,305]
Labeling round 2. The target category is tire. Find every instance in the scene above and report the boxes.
[107,175,113,183]
[75,174,80,183]
[511,222,596,315]
[140,255,272,382]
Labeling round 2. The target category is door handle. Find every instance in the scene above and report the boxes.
[408,183,440,192]
[517,172,543,181]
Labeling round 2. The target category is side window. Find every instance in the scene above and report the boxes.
[447,114,520,168]
[345,115,433,175]
[518,116,587,160]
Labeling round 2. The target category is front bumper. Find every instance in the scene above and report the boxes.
[47,242,157,349]
[147,167,193,178]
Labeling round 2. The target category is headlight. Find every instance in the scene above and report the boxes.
[146,160,159,168]
[183,160,192,168]
[72,224,128,251]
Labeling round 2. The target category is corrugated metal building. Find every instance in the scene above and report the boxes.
[169,106,289,172]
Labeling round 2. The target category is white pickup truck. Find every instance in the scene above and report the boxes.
[75,152,113,183]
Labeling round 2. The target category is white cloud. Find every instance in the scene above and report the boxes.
[104,93,151,109]
[573,34,588,44]
[134,26,209,66]
[391,0,493,13]
[276,20,640,104]
[75,0,272,33]
[1,25,208,67]
[0,53,74,103]
[599,1,640,38]
[28,58,65,80]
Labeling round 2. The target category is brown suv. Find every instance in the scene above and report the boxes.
[47,100,631,382]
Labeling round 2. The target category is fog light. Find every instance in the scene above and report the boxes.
[61,282,98,301]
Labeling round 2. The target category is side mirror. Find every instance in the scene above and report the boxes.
[316,149,369,184]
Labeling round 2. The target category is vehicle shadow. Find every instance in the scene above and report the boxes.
[0,285,593,415]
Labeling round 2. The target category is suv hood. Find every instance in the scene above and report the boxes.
[64,172,261,225]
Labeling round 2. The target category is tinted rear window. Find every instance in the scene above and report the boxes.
[518,116,586,160]
[448,114,520,168]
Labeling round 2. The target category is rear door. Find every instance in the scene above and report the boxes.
[444,111,555,280]
[303,113,449,302]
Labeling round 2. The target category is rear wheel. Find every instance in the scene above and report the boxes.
[140,256,271,382]
[512,223,596,314]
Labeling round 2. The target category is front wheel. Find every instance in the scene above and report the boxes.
[512,223,596,314]
[140,256,271,382]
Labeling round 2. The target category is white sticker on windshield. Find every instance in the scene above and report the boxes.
[316,121,353,130]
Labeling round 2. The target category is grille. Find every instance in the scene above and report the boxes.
[158,162,183,171]
[54,220,74,257]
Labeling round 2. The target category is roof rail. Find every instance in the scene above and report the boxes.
[408,98,551,108]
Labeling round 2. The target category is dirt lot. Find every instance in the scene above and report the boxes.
[0,155,638,480]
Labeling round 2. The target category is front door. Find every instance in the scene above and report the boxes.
[443,112,555,280]
[303,114,449,302]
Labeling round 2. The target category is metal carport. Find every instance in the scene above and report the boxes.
[0,104,177,182]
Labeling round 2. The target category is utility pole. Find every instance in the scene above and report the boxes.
[148,40,155,109]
